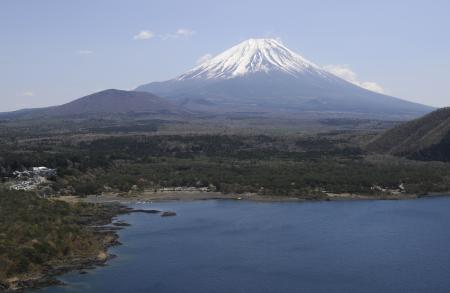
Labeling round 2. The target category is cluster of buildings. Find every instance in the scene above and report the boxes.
[159,186,212,192]
[9,167,57,191]
[371,183,406,195]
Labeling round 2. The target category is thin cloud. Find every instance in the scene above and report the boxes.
[359,81,385,94]
[133,30,155,40]
[21,91,34,97]
[77,50,93,55]
[134,28,195,41]
[274,37,283,44]
[176,28,195,37]
[160,28,196,40]
[196,53,212,64]
[323,64,385,94]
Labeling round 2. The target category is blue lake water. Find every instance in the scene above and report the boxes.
[38,197,450,293]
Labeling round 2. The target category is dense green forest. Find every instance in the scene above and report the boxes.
[1,119,449,198]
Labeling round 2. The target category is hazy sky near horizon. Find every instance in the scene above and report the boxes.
[1,0,449,111]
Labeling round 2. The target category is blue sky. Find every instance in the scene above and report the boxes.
[1,0,449,111]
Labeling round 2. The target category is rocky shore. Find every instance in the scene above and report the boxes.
[0,202,157,292]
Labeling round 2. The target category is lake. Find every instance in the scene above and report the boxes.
[38,197,450,293]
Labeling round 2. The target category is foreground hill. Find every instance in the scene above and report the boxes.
[0,89,183,119]
[367,107,450,161]
[137,38,433,119]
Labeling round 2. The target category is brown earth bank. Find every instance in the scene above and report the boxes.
[81,189,450,204]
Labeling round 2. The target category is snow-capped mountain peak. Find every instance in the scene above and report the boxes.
[136,38,433,118]
[178,38,322,80]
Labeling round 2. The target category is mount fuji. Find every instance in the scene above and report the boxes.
[136,38,433,118]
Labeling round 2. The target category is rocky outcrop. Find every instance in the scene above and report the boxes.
[161,211,177,217]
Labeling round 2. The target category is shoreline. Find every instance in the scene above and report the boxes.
[1,203,133,292]
[80,190,450,205]
[8,190,449,291]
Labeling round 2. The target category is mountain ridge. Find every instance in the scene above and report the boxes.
[136,38,433,118]
[367,107,450,161]
[0,89,183,119]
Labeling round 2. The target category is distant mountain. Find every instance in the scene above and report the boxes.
[367,108,450,161]
[0,89,183,119]
[136,38,433,119]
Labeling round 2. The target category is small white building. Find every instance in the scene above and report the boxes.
[32,167,57,177]
[9,166,57,192]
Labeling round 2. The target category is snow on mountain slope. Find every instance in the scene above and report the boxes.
[136,38,434,118]
[178,38,329,80]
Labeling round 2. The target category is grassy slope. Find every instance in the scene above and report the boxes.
[367,108,450,155]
